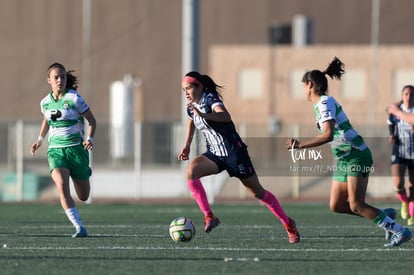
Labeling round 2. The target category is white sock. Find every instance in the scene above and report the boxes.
[378,215,404,234]
[65,208,84,229]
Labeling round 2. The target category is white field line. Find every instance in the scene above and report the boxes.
[2,246,414,252]
[1,224,377,229]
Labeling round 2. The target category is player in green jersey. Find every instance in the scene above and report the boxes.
[286,57,411,247]
[31,62,96,238]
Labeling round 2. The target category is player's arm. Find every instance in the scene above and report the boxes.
[387,114,396,144]
[178,119,195,161]
[193,104,232,122]
[388,103,414,124]
[82,109,96,150]
[31,117,49,156]
[287,120,334,149]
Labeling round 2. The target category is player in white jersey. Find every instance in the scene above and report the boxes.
[31,63,96,238]
[178,71,300,243]
[286,57,411,247]
[387,85,414,225]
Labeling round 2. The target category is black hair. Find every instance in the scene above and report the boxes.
[47,62,79,90]
[185,71,224,99]
[301,57,345,96]
[402,85,414,93]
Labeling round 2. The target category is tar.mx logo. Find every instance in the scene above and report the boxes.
[290,147,323,163]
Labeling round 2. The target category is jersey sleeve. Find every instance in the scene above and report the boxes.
[387,114,395,125]
[186,107,194,119]
[317,98,336,124]
[39,94,49,115]
[205,93,224,112]
[72,90,90,114]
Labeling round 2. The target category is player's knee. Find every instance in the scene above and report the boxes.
[330,204,341,213]
[77,190,90,201]
[186,166,203,180]
[186,169,197,180]
[78,195,89,201]
[348,202,364,215]
[329,201,348,214]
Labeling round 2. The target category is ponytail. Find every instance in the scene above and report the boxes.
[302,57,345,96]
[66,70,79,90]
[322,57,345,80]
[184,71,224,99]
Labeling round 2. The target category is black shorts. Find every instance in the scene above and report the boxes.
[391,154,414,169]
[203,147,256,179]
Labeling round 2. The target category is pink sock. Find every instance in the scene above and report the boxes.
[396,193,409,203]
[260,190,289,225]
[409,202,414,217]
[187,179,211,216]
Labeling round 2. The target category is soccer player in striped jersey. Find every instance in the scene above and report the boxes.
[31,63,96,238]
[387,85,414,225]
[178,71,300,243]
[286,57,411,247]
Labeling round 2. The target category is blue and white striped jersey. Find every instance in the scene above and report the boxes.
[187,92,245,157]
[388,104,414,159]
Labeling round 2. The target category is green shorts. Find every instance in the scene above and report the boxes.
[47,144,92,180]
[333,148,373,182]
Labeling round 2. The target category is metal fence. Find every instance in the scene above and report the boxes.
[0,120,395,202]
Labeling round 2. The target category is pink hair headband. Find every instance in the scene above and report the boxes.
[182,76,203,87]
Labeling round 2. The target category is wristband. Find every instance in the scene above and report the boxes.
[87,136,94,143]
[37,136,44,142]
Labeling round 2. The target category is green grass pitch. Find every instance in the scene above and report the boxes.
[0,201,412,274]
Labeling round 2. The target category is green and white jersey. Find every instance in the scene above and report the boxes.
[40,89,89,148]
[314,95,367,159]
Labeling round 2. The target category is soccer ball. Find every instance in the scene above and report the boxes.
[169,217,196,242]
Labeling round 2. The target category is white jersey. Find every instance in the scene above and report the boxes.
[314,95,367,159]
[40,89,89,148]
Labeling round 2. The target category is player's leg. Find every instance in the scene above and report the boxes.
[346,175,380,220]
[391,163,409,219]
[241,174,290,224]
[406,164,414,225]
[72,178,91,202]
[65,146,91,237]
[186,155,220,233]
[329,180,358,215]
[51,168,86,237]
[51,167,75,210]
[329,158,360,216]
[347,175,411,246]
[240,174,300,243]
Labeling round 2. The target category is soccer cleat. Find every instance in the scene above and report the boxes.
[401,202,409,220]
[284,218,300,244]
[384,228,412,247]
[72,227,88,238]
[408,216,414,226]
[204,214,220,233]
[384,208,397,240]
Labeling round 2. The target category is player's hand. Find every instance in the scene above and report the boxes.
[388,135,395,144]
[387,104,401,116]
[30,141,42,156]
[286,138,300,150]
[178,146,190,161]
[83,139,93,150]
[187,103,203,118]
